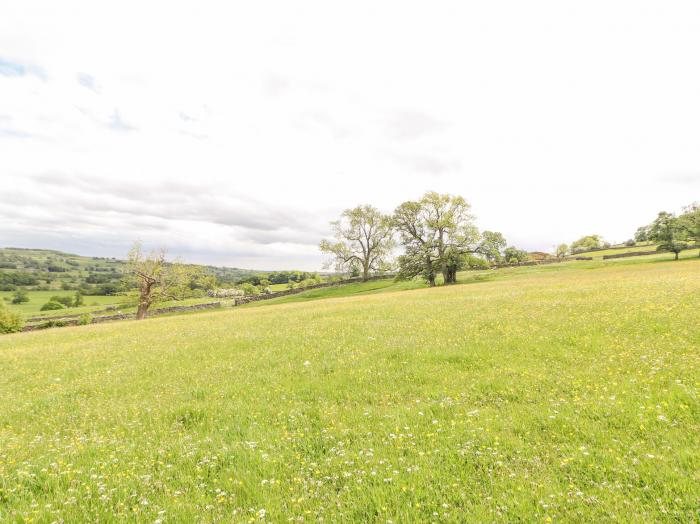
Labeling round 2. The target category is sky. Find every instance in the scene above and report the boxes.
[1,1,699,270]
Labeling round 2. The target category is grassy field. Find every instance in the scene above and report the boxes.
[1,257,699,522]
[567,243,657,259]
[0,290,124,317]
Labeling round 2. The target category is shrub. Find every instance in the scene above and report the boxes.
[73,291,84,307]
[625,239,636,247]
[464,255,490,270]
[77,314,92,325]
[40,301,65,311]
[239,283,261,296]
[49,295,74,307]
[0,301,24,333]
[11,290,30,304]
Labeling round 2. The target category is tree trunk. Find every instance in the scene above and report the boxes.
[136,301,150,320]
[362,262,369,281]
[675,251,679,260]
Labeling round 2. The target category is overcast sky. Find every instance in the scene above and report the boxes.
[1,1,699,270]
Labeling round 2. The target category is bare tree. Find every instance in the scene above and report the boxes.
[126,243,201,319]
[319,205,395,281]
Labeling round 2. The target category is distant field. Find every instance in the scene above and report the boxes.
[567,243,657,259]
[1,255,699,522]
[0,290,124,316]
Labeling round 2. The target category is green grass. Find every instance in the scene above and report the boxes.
[0,290,124,317]
[567,243,657,259]
[1,257,699,522]
[242,279,426,307]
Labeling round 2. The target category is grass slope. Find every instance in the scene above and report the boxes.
[1,258,699,522]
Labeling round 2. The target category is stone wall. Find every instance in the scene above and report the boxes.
[22,302,222,331]
[602,250,657,260]
[233,275,393,305]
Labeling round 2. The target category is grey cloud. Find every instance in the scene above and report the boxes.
[76,73,100,93]
[108,110,136,132]
[386,111,447,140]
[0,57,45,79]
[17,172,323,237]
[0,127,37,139]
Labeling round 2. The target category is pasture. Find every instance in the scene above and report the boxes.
[1,257,699,522]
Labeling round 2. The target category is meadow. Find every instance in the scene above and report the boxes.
[1,256,699,522]
[0,291,124,317]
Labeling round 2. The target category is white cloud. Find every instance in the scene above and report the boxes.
[1,0,699,269]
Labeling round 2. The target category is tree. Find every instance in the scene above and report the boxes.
[478,231,507,263]
[393,192,479,285]
[0,300,23,334]
[571,235,604,253]
[679,202,700,257]
[11,290,29,304]
[556,243,569,258]
[319,205,395,281]
[647,211,688,260]
[634,226,649,243]
[126,243,201,320]
[503,246,530,264]
[394,200,439,286]
[421,192,479,284]
[73,291,84,307]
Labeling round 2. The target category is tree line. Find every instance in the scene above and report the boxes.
[554,202,699,260]
[319,191,530,286]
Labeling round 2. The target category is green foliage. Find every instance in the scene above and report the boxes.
[477,231,506,262]
[0,300,24,333]
[126,243,203,319]
[571,234,605,253]
[77,313,92,325]
[503,246,530,264]
[556,243,569,258]
[679,202,700,255]
[647,211,688,260]
[49,295,74,307]
[634,226,650,243]
[40,301,65,311]
[319,204,395,280]
[11,290,29,304]
[73,291,84,307]
[239,282,261,296]
[394,192,479,285]
[464,254,490,270]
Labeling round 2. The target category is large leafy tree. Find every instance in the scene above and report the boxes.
[679,202,700,257]
[126,243,202,320]
[647,212,688,260]
[571,234,604,253]
[478,231,507,263]
[504,246,530,264]
[319,205,395,281]
[394,192,479,285]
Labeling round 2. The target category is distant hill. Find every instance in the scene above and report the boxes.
[0,247,271,293]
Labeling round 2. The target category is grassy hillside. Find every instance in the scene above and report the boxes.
[567,243,657,259]
[1,257,699,522]
[0,247,272,292]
